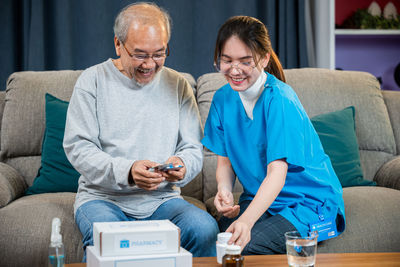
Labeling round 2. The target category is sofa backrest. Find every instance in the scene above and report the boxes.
[0,91,5,146]
[382,90,400,155]
[196,69,397,202]
[284,68,396,181]
[2,68,398,203]
[0,70,201,200]
[1,71,83,184]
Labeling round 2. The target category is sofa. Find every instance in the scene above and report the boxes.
[0,68,399,266]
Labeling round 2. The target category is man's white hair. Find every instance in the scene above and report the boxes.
[113,2,172,43]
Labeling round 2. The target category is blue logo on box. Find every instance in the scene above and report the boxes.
[120,240,130,248]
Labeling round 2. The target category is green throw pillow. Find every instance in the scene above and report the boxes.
[25,94,80,195]
[311,106,376,187]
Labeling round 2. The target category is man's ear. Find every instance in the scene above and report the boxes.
[114,36,121,57]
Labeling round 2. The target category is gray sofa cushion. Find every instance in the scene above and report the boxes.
[0,91,5,146]
[196,73,226,131]
[1,71,83,185]
[383,90,400,155]
[284,68,396,181]
[0,162,26,207]
[2,71,82,159]
[0,192,83,266]
[375,156,400,190]
[6,156,42,186]
[318,186,400,252]
[196,73,227,202]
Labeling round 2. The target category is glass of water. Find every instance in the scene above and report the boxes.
[285,231,318,267]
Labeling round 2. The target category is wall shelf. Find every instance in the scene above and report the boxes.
[335,29,400,35]
[312,0,399,90]
[332,0,400,90]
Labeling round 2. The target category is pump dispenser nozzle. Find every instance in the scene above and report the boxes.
[49,217,65,267]
[51,217,62,245]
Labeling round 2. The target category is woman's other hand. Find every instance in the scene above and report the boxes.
[214,187,240,218]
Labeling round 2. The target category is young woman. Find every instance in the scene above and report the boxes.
[202,16,345,255]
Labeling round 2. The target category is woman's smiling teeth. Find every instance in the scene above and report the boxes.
[230,76,246,85]
[232,77,245,82]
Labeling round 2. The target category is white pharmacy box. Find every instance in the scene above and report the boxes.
[87,246,192,267]
[93,220,180,257]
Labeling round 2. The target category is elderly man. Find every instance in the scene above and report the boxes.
[63,2,218,260]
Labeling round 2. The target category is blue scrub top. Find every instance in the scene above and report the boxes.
[202,72,345,236]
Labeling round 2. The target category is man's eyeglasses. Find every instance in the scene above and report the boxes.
[122,42,169,62]
[214,58,256,74]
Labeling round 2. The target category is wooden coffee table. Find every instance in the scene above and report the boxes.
[65,252,400,266]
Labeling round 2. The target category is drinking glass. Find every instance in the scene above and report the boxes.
[285,231,318,267]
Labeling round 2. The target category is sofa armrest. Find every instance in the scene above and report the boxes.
[0,162,27,207]
[374,156,400,190]
[382,90,400,155]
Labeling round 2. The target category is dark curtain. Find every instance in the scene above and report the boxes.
[0,0,308,89]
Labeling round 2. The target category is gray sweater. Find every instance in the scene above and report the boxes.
[63,59,203,218]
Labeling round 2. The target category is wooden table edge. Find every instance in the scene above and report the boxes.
[65,252,400,266]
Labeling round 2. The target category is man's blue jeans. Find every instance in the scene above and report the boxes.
[75,198,219,261]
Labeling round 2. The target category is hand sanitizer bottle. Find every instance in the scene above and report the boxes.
[49,217,65,267]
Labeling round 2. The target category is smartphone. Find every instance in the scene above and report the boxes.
[149,163,183,172]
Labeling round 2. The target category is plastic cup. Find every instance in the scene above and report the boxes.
[285,231,318,267]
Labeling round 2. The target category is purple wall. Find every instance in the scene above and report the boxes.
[335,34,400,91]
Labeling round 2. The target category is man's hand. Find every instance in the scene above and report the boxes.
[226,219,252,250]
[162,156,186,182]
[214,187,240,218]
[130,160,165,190]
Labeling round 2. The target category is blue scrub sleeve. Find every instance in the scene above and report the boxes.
[202,101,228,157]
[266,91,308,171]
